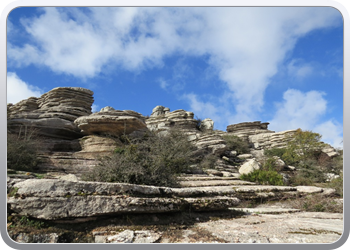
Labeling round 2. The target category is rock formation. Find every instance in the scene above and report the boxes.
[74,107,147,137]
[6,86,343,244]
[8,87,94,139]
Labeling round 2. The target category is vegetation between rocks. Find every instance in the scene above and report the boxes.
[7,126,40,172]
[82,129,197,187]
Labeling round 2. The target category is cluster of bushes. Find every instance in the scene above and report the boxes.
[240,157,284,186]
[82,129,197,187]
[240,129,343,194]
[7,126,40,172]
[221,134,250,154]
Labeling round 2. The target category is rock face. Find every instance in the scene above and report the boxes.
[226,121,274,141]
[7,179,241,220]
[200,118,214,131]
[248,129,297,150]
[8,87,94,139]
[239,159,261,175]
[74,107,147,137]
[146,107,198,132]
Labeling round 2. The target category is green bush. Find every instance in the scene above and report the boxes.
[7,127,39,172]
[264,147,287,159]
[222,135,250,154]
[82,129,197,187]
[240,169,284,186]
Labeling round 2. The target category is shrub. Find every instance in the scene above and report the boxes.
[284,129,325,165]
[198,154,218,169]
[240,169,284,186]
[82,129,197,187]
[222,135,250,154]
[287,194,343,213]
[264,147,287,159]
[7,126,39,172]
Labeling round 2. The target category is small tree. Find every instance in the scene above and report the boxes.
[282,129,324,165]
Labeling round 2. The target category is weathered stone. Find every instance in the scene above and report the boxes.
[73,135,121,159]
[272,156,286,169]
[239,159,260,175]
[237,154,253,159]
[59,174,78,182]
[146,108,197,132]
[9,232,59,243]
[226,121,274,142]
[200,118,214,131]
[249,130,297,150]
[107,230,134,243]
[74,109,147,137]
[8,87,94,139]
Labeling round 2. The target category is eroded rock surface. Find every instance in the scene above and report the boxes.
[74,107,147,137]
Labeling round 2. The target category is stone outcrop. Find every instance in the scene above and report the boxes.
[7,179,241,220]
[8,87,94,139]
[226,121,274,141]
[248,129,297,150]
[200,118,214,131]
[74,107,147,137]
[146,107,198,132]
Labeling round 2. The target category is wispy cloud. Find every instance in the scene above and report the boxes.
[7,72,43,104]
[287,59,313,80]
[269,89,342,147]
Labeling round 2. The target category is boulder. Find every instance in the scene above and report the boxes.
[200,118,214,131]
[239,159,261,175]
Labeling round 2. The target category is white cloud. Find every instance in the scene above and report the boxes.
[269,89,342,148]
[269,89,327,131]
[314,120,343,149]
[7,72,43,104]
[7,7,341,120]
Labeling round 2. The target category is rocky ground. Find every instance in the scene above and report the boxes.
[7,172,343,244]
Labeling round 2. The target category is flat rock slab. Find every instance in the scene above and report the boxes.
[180,180,256,187]
[178,176,240,181]
[95,230,162,243]
[231,207,301,214]
[194,212,343,243]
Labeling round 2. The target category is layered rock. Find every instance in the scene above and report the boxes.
[74,107,147,137]
[248,129,298,150]
[8,87,94,139]
[7,179,241,220]
[146,107,198,132]
[226,121,274,141]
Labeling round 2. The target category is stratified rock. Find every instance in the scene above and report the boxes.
[200,118,214,131]
[74,107,147,137]
[194,134,227,154]
[150,105,170,117]
[73,135,121,159]
[249,130,298,150]
[146,107,198,132]
[8,87,94,139]
[226,121,274,141]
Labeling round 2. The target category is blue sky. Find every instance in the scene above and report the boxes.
[6,7,343,148]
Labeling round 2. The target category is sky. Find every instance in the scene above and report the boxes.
[6,7,343,148]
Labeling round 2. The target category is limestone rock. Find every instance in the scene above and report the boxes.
[249,129,297,150]
[146,108,197,132]
[73,135,121,159]
[194,134,227,154]
[8,87,94,139]
[200,118,214,131]
[226,121,274,141]
[74,109,147,137]
[272,156,286,170]
[239,159,261,175]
